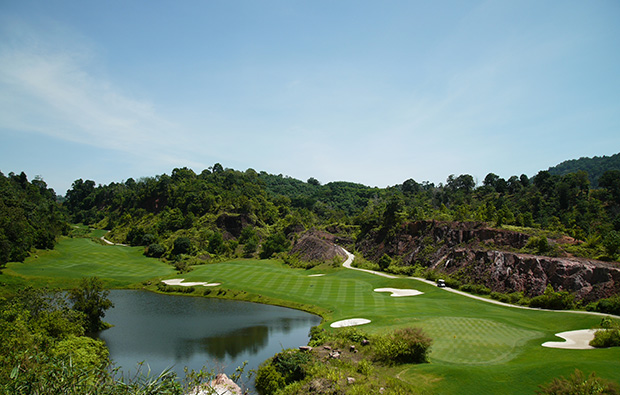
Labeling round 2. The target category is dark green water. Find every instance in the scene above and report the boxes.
[98,290,321,387]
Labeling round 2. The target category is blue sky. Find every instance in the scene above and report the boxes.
[1,1,619,195]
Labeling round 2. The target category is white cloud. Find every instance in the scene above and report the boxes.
[0,18,206,171]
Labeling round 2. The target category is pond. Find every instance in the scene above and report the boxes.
[98,290,322,390]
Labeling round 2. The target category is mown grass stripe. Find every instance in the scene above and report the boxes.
[6,236,620,395]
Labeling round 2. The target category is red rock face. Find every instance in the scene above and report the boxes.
[355,220,620,301]
[441,249,620,302]
[290,230,348,263]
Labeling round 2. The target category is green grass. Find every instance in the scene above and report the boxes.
[2,235,619,394]
[175,261,620,394]
[2,236,174,289]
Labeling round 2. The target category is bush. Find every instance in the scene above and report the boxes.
[537,369,619,394]
[173,260,192,274]
[529,284,574,310]
[591,295,620,316]
[590,317,620,348]
[459,283,491,295]
[590,329,620,348]
[172,237,192,256]
[335,326,368,345]
[603,231,620,258]
[145,243,166,258]
[255,364,285,395]
[373,327,432,364]
[272,349,311,383]
[378,254,392,271]
[308,326,327,347]
[260,232,290,259]
[490,291,525,305]
[491,292,510,303]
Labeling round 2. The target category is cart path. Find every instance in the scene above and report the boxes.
[339,247,619,319]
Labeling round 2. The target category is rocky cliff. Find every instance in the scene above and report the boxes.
[355,220,620,301]
[290,230,349,263]
[441,249,620,302]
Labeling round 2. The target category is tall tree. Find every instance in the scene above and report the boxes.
[68,277,114,333]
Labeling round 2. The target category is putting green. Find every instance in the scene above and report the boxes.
[419,317,542,364]
[3,235,619,394]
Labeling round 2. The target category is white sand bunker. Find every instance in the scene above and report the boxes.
[374,288,423,297]
[162,279,221,287]
[542,329,597,350]
[308,274,326,277]
[330,318,371,328]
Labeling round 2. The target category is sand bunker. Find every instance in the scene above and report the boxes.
[374,288,423,297]
[162,279,221,287]
[542,329,597,349]
[308,274,326,277]
[330,318,371,328]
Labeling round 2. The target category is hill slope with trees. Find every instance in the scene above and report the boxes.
[2,153,620,302]
[548,152,620,187]
[0,171,68,267]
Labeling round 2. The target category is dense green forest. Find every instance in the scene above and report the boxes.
[57,162,620,268]
[0,171,68,267]
[0,154,620,266]
[2,154,620,271]
[548,152,620,188]
[1,156,620,393]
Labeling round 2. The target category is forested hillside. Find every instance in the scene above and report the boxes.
[58,162,620,270]
[548,153,620,187]
[0,171,68,267]
[2,154,620,279]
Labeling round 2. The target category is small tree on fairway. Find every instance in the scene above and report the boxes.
[68,277,114,333]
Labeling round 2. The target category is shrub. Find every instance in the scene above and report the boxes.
[603,231,620,258]
[459,283,491,295]
[491,292,510,303]
[260,232,290,259]
[173,260,192,274]
[356,359,374,376]
[172,237,193,256]
[145,243,166,258]
[378,254,392,271]
[537,369,620,394]
[255,364,285,395]
[271,349,311,383]
[590,329,620,348]
[590,318,620,348]
[373,327,432,364]
[529,285,574,310]
[308,326,327,346]
[491,291,526,305]
[591,295,620,316]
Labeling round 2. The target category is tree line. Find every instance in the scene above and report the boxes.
[0,171,68,267]
[2,155,619,269]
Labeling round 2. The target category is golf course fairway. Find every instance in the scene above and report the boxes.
[3,234,619,394]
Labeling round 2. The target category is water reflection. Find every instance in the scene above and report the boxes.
[191,325,270,360]
[98,290,321,382]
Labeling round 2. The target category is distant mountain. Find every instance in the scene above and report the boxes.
[547,152,620,187]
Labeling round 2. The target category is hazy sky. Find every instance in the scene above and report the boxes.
[1,1,619,195]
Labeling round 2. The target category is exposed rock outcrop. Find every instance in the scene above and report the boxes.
[188,373,241,395]
[216,214,253,239]
[290,230,348,263]
[441,249,620,302]
[355,220,620,301]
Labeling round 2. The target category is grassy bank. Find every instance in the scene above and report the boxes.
[1,233,619,394]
